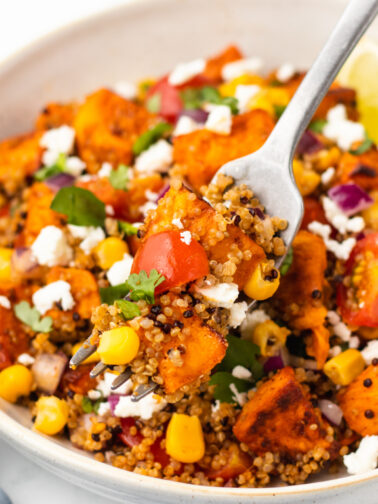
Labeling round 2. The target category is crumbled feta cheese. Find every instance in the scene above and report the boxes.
[329,345,342,358]
[113,81,137,100]
[173,116,201,136]
[97,402,111,417]
[98,162,112,178]
[135,139,173,174]
[232,365,252,380]
[344,436,378,474]
[17,353,35,366]
[32,280,75,315]
[362,340,378,365]
[77,174,93,183]
[96,373,133,398]
[308,221,331,241]
[40,125,75,155]
[211,400,221,414]
[308,221,356,260]
[114,393,167,420]
[172,218,184,229]
[42,149,60,166]
[229,383,248,406]
[349,336,360,349]
[140,201,158,217]
[180,231,192,245]
[0,295,11,309]
[327,310,340,325]
[68,225,105,255]
[65,156,86,176]
[196,283,239,309]
[276,62,295,82]
[145,189,158,202]
[321,167,335,185]
[323,104,365,151]
[229,301,248,328]
[168,58,206,86]
[88,390,102,400]
[107,253,134,286]
[240,309,270,339]
[105,205,115,216]
[31,226,72,267]
[235,84,260,113]
[205,105,232,135]
[221,57,263,81]
[332,321,351,342]
[322,197,365,234]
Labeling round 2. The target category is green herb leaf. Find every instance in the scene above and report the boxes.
[146,93,161,114]
[180,88,203,110]
[34,153,67,181]
[14,301,53,333]
[279,247,293,276]
[115,299,141,320]
[308,119,327,134]
[349,137,373,155]
[209,372,250,404]
[99,283,131,305]
[118,221,138,236]
[132,122,172,156]
[50,187,106,227]
[81,396,93,413]
[180,86,239,114]
[274,104,286,119]
[126,269,165,304]
[109,164,129,190]
[215,334,263,381]
[93,398,105,414]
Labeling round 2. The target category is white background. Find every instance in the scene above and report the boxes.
[0,3,124,502]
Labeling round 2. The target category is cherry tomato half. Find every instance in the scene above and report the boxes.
[146,77,183,123]
[131,230,209,293]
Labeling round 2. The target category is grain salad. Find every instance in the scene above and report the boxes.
[1,44,378,488]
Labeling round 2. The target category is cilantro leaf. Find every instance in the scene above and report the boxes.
[215,334,263,381]
[146,93,161,114]
[274,104,286,119]
[209,372,250,404]
[34,153,67,181]
[126,269,165,304]
[14,301,53,333]
[118,221,138,236]
[109,164,129,190]
[115,299,141,320]
[180,86,239,114]
[280,247,293,276]
[50,187,106,227]
[180,88,203,110]
[349,137,373,155]
[81,396,94,413]
[308,119,327,134]
[132,122,172,156]
[99,283,130,305]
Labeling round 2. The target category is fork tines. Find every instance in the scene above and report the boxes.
[69,340,97,367]
[131,381,158,402]
[111,369,132,390]
[90,361,108,378]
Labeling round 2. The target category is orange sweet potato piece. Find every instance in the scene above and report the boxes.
[0,132,42,195]
[143,186,265,289]
[46,267,100,320]
[339,365,378,436]
[336,149,378,190]
[173,110,274,190]
[306,325,331,370]
[74,89,156,173]
[35,102,78,130]
[203,45,243,83]
[0,306,29,370]
[300,197,327,230]
[207,443,252,480]
[61,364,97,395]
[233,367,337,457]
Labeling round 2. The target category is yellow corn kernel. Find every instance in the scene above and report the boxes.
[0,364,33,403]
[166,413,205,463]
[34,396,69,435]
[293,159,320,196]
[72,342,100,364]
[138,78,156,101]
[98,326,140,365]
[93,237,128,270]
[0,248,13,284]
[362,190,378,231]
[252,320,290,357]
[323,349,365,386]
[243,263,280,301]
[247,90,275,116]
[266,87,291,107]
[92,422,106,434]
[219,74,265,97]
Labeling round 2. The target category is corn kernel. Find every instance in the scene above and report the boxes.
[247,90,275,116]
[323,349,365,386]
[98,326,140,365]
[0,364,33,403]
[243,263,280,301]
[293,160,320,196]
[93,237,128,270]
[252,320,290,357]
[72,342,100,364]
[219,74,265,97]
[166,413,205,463]
[266,87,291,107]
[138,78,156,101]
[0,248,13,284]
[34,396,69,435]
[362,191,378,231]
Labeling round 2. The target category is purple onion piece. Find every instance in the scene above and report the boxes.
[31,352,68,394]
[328,183,373,216]
[12,247,39,275]
[263,355,284,373]
[318,399,343,426]
[108,394,121,414]
[249,207,265,220]
[45,173,75,192]
[155,185,170,202]
[180,108,209,124]
[350,163,377,178]
[296,130,323,156]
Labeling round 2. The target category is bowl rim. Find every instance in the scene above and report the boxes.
[0,0,377,498]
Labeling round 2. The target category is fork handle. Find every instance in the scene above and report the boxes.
[261,0,378,166]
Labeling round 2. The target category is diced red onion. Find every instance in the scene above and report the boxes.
[108,394,121,414]
[350,163,376,178]
[296,130,323,156]
[45,173,75,192]
[263,355,284,373]
[11,247,39,276]
[318,399,343,426]
[31,352,68,394]
[180,109,209,124]
[156,185,170,202]
[328,183,373,216]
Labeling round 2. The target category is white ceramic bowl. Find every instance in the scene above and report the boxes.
[0,0,378,502]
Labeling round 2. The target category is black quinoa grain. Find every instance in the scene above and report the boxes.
[29,391,39,402]
[220,416,229,427]
[72,312,80,321]
[177,345,186,354]
[151,305,162,315]
[311,289,322,299]
[67,389,75,399]
[31,416,36,423]
[183,310,194,318]
[154,320,164,329]
[173,320,184,329]
[162,323,172,334]
[364,378,373,388]
[92,433,101,441]
[110,425,123,435]
[233,215,241,226]
[365,409,375,419]
[240,196,249,205]
[207,307,216,314]
[373,358,378,366]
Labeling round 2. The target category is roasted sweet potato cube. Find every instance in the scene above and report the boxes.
[0,306,29,370]
[35,102,78,130]
[143,186,265,289]
[203,45,243,83]
[233,367,337,457]
[74,89,156,173]
[306,325,330,370]
[207,443,252,481]
[173,110,274,190]
[339,365,378,436]
[336,150,378,190]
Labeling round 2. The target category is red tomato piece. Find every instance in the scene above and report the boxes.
[337,233,378,327]
[146,77,183,123]
[131,230,209,293]
[150,438,171,467]
[118,417,144,447]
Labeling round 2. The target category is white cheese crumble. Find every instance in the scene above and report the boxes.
[221,57,263,81]
[329,345,342,358]
[229,301,248,328]
[205,105,232,135]
[40,125,75,155]
[17,353,35,366]
[235,84,260,113]
[135,139,173,174]
[31,226,73,267]
[344,436,378,474]
[232,365,252,380]
[68,225,105,255]
[180,231,192,245]
[211,400,221,414]
[323,104,365,151]
[361,340,378,365]
[98,162,112,178]
[114,393,167,420]
[0,296,11,309]
[196,282,239,309]
[320,167,335,185]
[87,390,102,400]
[168,58,206,86]
[145,189,158,202]
[229,383,248,406]
[105,205,115,216]
[332,321,351,342]
[172,217,184,229]
[240,309,270,339]
[95,373,133,398]
[32,280,75,315]
[308,221,356,260]
[140,201,158,217]
[107,253,134,286]
[97,402,111,417]
[322,196,365,235]
[113,81,137,100]
[276,62,295,82]
[65,156,86,176]
[173,116,200,136]
[349,336,360,349]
